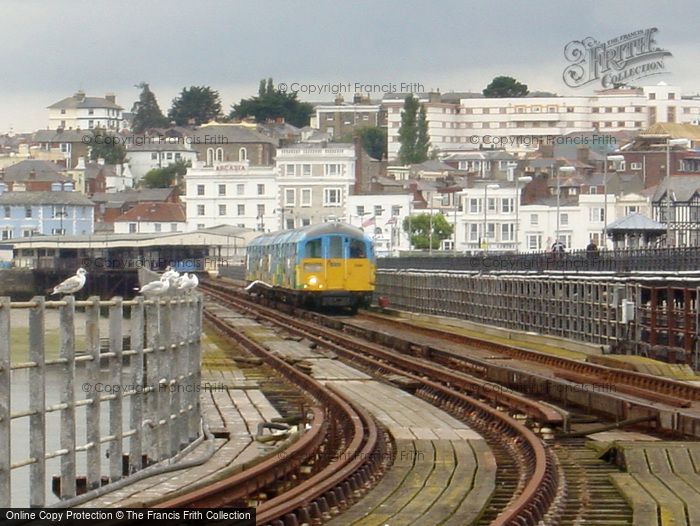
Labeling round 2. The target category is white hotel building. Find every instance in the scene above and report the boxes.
[385,83,700,160]
[184,161,278,232]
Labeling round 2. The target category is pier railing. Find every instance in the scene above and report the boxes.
[0,294,203,507]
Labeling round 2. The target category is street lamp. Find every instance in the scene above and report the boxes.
[514,176,532,252]
[483,184,499,251]
[556,166,575,245]
[603,154,625,247]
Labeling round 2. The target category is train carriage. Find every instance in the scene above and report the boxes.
[245,222,375,312]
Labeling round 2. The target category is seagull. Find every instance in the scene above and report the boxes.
[162,266,180,282]
[134,275,170,296]
[51,268,87,296]
[176,273,199,294]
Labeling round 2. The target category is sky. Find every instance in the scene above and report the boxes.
[2,0,699,133]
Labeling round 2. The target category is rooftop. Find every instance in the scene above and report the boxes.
[114,202,186,223]
[0,191,94,206]
[47,91,122,111]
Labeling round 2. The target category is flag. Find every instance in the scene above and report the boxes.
[386,216,397,225]
[362,216,376,228]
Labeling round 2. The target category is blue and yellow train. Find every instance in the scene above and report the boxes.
[245,222,375,312]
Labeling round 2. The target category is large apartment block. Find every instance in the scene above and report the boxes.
[385,83,700,160]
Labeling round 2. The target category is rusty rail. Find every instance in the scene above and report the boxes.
[200,281,559,525]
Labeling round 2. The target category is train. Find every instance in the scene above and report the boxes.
[245,222,376,312]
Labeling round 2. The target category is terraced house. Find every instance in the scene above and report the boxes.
[0,184,95,239]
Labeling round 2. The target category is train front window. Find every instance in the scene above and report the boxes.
[328,236,343,259]
[349,239,366,258]
[305,239,322,258]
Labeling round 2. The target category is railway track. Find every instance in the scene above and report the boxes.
[157,301,391,525]
[199,280,560,525]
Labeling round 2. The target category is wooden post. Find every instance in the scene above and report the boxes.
[108,297,124,482]
[29,297,46,507]
[0,298,11,506]
[85,296,101,490]
[59,296,77,498]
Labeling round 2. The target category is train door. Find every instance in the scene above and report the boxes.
[325,235,345,290]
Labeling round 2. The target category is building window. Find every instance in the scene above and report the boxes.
[197,184,205,196]
[237,204,245,216]
[356,205,365,216]
[589,187,597,194]
[286,218,295,229]
[286,164,295,176]
[128,223,137,233]
[197,223,205,229]
[469,198,481,214]
[22,229,34,238]
[60,109,66,114]
[392,205,401,216]
[88,109,94,115]
[486,223,496,239]
[236,183,245,195]
[218,184,226,196]
[631,162,642,170]
[302,218,311,226]
[325,164,341,176]
[88,120,94,128]
[468,223,479,242]
[151,152,158,160]
[257,204,265,217]
[487,197,496,212]
[324,188,341,206]
[171,223,178,232]
[166,153,173,160]
[501,223,514,242]
[530,213,538,226]
[285,188,295,205]
[501,198,513,213]
[589,208,604,222]
[154,223,161,232]
[207,148,214,165]
[374,205,383,216]
[303,164,312,177]
[1,229,12,240]
[52,205,66,219]
[649,93,656,100]
[51,228,65,236]
[239,147,247,161]
[24,206,32,218]
[301,188,312,206]
[669,92,676,100]
[257,184,265,195]
[625,205,640,215]
[527,234,541,250]
[197,205,205,216]
[219,204,227,216]
[216,148,224,162]
[560,213,569,226]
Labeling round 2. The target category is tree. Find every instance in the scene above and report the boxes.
[141,159,190,188]
[356,126,387,160]
[131,82,169,132]
[402,213,453,250]
[230,78,313,128]
[168,86,222,126]
[398,95,429,165]
[483,76,529,98]
[89,127,126,165]
[416,105,430,161]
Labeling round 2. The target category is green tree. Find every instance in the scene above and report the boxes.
[141,159,190,188]
[402,213,453,250]
[168,86,222,126]
[416,105,430,161]
[483,76,529,98]
[89,127,126,164]
[230,78,313,128]
[356,126,387,160]
[131,82,169,132]
[398,95,429,165]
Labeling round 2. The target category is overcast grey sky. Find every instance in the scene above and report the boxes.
[2,0,699,132]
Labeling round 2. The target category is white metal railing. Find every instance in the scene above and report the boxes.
[0,294,203,507]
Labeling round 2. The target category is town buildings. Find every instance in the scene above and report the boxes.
[47,91,123,131]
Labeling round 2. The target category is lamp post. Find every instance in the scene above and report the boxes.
[483,184,499,251]
[428,191,434,254]
[515,176,532,252]
[556,166,575,246]
[603,154,625,247]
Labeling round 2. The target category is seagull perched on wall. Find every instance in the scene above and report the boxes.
[134,275,170,296]
[162,266,180,282]
[176,273,199,294]
[51,268,87,296]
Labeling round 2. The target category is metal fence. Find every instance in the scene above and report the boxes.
[0,294,203,507]
[381,246,700,273]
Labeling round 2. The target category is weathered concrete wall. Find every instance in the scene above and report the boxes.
[0,269,37,299]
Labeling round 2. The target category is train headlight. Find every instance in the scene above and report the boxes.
[308,276,318,285]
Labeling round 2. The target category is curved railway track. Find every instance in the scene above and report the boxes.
[198,280,559,526]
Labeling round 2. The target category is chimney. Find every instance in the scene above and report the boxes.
[334,95,344,105]
[75,156,86,170]
[353,93,362,104]
[576,146,589,164]
[75,90,86,102]
[51,182,62,192]
[28,169,36,180]
[63,181,74,192]
[105,93,116,104]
